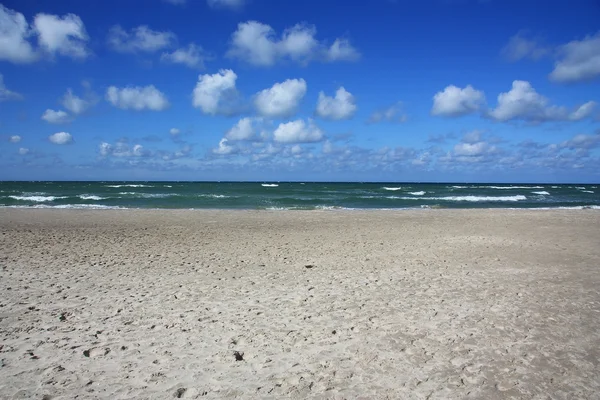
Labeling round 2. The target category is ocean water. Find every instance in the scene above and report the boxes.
[0,181,599,210]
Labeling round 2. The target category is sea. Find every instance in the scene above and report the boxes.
[0,181,599,210]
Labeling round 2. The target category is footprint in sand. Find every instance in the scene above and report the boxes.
[83,348,110,357]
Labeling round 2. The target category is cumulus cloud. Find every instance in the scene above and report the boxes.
[224,117,265,141]
[368,102,407,123]
[315,87,357,120]
[18,147,29,155]
[41,109,71,124]
[61,88,93,115]
[0,5,38,63]
[273,119,324,143]
[226,21,360,66]
[560,133,600,150]
[33,13,89,59]
[169,128,180,136]
[192,69,239,115]
[48,131,73,144]
[0,74,23,101]
[99,141,147,157]
[106,85,170,111]
[431,84,485,117]
[107,25,175,53]
[0,5,89,63]
[501,32,549,62]
[254,78,306,118]
[207,0,246,10]
[550,32,600,83]
[488,80,596,123]
[161,43,207,69]
[9,135,21,143]
[213,138,237,155]
[325,38,360,62]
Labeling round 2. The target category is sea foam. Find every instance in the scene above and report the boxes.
[9,195,66,202]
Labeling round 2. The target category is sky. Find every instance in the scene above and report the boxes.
[1,0,600,182]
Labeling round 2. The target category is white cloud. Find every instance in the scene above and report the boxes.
[106,85,170,111]
[99,141,147,157]
[61,88,92,115]
[325,38,360,62]
[431,84,485,117]
[48,131,73,145]
[107,25,175,53]
[461,130,483,144]
[18,147,29,155]
[41,109,71,124]
[488,80,595,123]
[560,133,600,150]
[33,13,89,59]
[227,21,359,66]
[550,32,600,83]
[192,69,238,115]
[213,138,237,155]
[254,78,306,118]
[9,135,21,143]
[501,32,548,62]
[225,117,264,141]
[207,0,245,10]
[315,87,357,120]
[161,43,206,68]
[453,142,492,157]
[368,102,407,123]
[0,5,38,63]
[569,101,597,121]
[273,119,324,143]
[0,74,23,101]
[170,128,180,136]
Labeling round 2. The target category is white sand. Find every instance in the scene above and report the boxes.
[1,209,599,399]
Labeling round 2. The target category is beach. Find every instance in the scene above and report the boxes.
[1,208,599,399]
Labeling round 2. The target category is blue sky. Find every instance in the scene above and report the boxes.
[1,0,599,182]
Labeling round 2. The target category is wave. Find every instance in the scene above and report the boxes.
[105,184,151,188]
[581,190,594,194]
[78,195,105,200]
[485,186,544,189]
[409,191,425,196]
[532,191,550,195]
[261,184,279,187]
[388,195,527,202]
[4,204,124,209]
[197,194,231,198]
[451,186,468,189]
[576,187,586,190]
[382,187,402,191]
[9,195,66,202]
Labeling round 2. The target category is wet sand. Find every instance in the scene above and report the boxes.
[1,209,599,399]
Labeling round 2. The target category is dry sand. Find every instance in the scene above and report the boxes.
[1,209,599,399]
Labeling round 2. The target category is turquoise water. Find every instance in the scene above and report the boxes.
[0,181,599,210]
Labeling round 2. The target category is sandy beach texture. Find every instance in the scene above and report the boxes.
[1,209,599,399]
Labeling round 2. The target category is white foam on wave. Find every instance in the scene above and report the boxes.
[532,191,550,195]
[79,195,105,200]
[581,190,594,193]
[485,186,543,189]
[4,204,124,210]
[382,187,402,191]
[164,185,172,188]
[387,195,527,202]
[409,191,425,196]
[118,192,175,198]
[9,195,66,202]
[105,184,151,188]
[198,194,230,198]
[451,186,468,189]
[262,184,279,187]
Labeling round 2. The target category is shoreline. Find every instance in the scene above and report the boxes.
[1,208,599,398]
